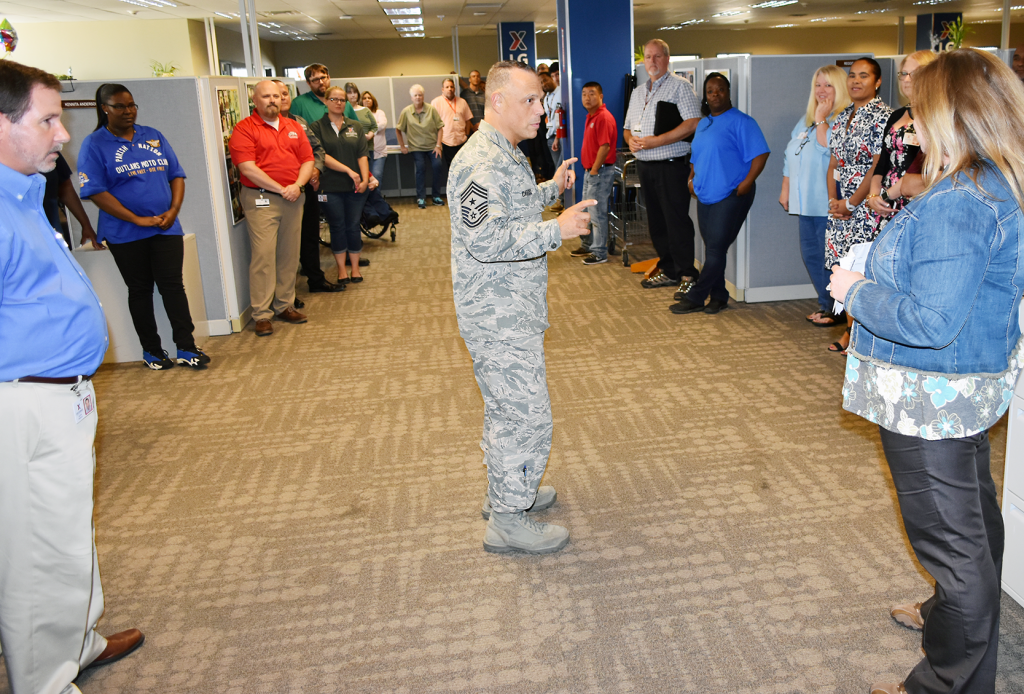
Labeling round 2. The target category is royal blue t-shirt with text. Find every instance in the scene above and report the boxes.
[77,124,187,244]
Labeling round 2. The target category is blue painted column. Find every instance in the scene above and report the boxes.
[555,0,634,205]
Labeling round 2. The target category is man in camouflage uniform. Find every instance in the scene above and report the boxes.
[448,60,595,555]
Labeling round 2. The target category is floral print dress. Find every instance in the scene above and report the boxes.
[824,98,892,268]
[867,106,920,234]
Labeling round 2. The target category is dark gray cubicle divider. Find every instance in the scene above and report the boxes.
[744,54,868,302]
[59,78,229,328]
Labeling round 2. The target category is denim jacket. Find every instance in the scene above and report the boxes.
[846,163,1024,376]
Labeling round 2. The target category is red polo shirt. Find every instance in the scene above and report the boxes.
[580,104,618,169]
[228,113,314,189]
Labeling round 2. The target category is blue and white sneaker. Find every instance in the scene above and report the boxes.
[176,346,211,369]
[143,350,175,370]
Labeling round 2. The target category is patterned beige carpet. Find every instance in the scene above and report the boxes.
[4,199,1023,694]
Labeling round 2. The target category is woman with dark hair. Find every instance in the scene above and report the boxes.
[77,84,210,370]
[824,57,892,354]
[671,72,769,315]
[830,48,1024,694]
[362,90,388,182]
[345,81,378,153]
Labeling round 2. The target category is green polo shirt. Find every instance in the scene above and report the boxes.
[396,104,444,152]
[291,91,355,125]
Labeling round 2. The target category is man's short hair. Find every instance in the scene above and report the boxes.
[469,70,481,78]
[443,77,456,89]
[0,61,61,124]
[548,61,559,74]
[582,81,603,95]
[409,84,424,96]
[304,63,329,82]
[484,61,537,110]
[644,39,670,58]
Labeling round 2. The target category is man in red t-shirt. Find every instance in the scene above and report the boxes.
[229,80,315,336]
[573,81,619,264]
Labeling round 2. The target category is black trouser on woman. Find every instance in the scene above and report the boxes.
[688,185,756,304]
[106,234,197,355]
[878,427,1003,694]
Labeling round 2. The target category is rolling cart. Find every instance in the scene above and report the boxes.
[608,149,650,266]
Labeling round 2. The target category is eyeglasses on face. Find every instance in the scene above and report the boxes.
[327,97,346,103]
[309,75,329,83]
[897,71,916,80]
[105,102,139,112]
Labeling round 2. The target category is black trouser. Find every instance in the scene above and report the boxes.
[106,234,196,355]
[689,186,756,303]
[442,143,464,165]
[298,184,327,287]
[878,427,1003,694]
[637,157,697,282]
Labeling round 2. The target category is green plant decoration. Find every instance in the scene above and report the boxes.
[634,44,644,64]
[946,17,971,50]
[150,60,180,77]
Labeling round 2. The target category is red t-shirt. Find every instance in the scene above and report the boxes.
[581,104,618,169]
[228,113,314,189]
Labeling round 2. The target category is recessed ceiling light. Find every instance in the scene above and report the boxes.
[749,0,797,7]
[809,16,839,21]
[385,7,421,15]
[391,17,423,25]
[474,11,487,15]
[772,23,796,27]
[402,32,425,37]
[338,15,352,19]
[711,10,746,18]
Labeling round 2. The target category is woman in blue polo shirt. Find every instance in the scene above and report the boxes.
[671,72,770,315]
[78,84,209,371]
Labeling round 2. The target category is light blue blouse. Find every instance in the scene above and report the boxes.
[782,117,832,218]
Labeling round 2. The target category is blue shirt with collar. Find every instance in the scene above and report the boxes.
[0,161,108,380]
[77,124,186,244]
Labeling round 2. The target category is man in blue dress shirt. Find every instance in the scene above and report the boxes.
[0,61,144,694]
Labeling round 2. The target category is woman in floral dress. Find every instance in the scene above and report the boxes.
[865,50,937,233]
[825,57,892,354]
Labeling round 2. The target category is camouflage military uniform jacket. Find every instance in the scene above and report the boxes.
[449,121,562,341]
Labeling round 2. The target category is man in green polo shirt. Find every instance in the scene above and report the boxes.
[396,84,444,208]
[290,63,355,124]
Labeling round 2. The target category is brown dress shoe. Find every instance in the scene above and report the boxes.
[85,628,144,670]
[254,319,273,336]
[276,307,307,324]
[890,602,924,630]
[870,683,907,694]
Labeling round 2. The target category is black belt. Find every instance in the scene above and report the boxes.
[638,156,689,164]
[244,186,280,196]
[17,375,92,385]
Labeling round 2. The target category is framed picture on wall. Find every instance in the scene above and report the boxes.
[216,86,245,224]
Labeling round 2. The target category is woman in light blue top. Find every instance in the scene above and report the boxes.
[780,65,851,326]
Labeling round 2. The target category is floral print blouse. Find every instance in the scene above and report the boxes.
[868,106,920,234]
[824,98,892,269]
[843,343,1023,440]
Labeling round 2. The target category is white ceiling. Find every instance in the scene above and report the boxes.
[0,0,1020,40]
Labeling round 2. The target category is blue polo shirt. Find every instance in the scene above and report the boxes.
[0,162,108,380]
[77,124,187,244]
[691,107,770,205]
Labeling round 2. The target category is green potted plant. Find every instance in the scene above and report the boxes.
[150,60,179,77]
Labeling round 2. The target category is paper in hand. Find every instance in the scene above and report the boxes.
[832,241,873,314]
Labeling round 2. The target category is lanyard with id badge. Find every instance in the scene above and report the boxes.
[72,381,95,424]
[255,191,271,209]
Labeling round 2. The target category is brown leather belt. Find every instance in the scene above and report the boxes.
[17,375,92,385]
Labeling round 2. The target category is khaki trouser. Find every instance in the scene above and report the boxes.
[0,380,108,694]
[240,186,304,321]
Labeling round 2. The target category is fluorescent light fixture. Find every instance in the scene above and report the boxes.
[120,0,178,7]
[385,7,421,14]
[397,25,421,31]
[809,16,839,22]
[750,0,797,7]
[717,52,750,57]
[855,8,892,13]
[1013,4,1024,7]
[772,23,796,27]
[339,15,352,19]
[214,11,238,18]
[401,32,425,37]
[912,0,954,4]
[391,18,423,25]
[711,10,745,17]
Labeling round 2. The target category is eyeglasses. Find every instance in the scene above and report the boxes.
[327,97,346,103]
[308,75,329,83]
[897,71,916,80]
[105,102,139,112]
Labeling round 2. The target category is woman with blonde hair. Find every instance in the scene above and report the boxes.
[830,49,1024,694]
[864,50,938,232]
[779,64,851,326]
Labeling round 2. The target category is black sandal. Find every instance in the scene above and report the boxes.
[827,328,851,355]
[812,311,846,328]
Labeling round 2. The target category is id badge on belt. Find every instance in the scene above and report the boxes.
[318,194,327,203]
[255,194,270,208]
[72,386,95,423]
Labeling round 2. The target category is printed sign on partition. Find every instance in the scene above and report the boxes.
[497,22,536,68]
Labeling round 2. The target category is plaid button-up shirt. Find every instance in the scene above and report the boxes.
[623,72,701,161]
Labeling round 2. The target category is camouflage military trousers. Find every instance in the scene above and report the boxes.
[464,333,553,514]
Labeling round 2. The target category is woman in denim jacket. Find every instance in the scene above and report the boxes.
[830,50,1024,694]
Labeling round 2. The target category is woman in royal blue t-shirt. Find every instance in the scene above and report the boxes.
[672,73,770,315]
[78,84,210,371]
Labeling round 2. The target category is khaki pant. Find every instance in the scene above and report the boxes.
[240,187,304,321]
[0,380,108,694]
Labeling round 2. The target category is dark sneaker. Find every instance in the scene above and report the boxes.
[673,277,697,300]
[176,347,211,369]
[417,198,426,209]
[143,350,174,370]
[432,196,444,206]
[582,254,608,265]
[669,296,706,314]
[641,272,676,288]
[704,299,728,314]
[569,247,591,257]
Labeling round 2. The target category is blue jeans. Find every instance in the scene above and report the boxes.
[321,191,366,254]
[369,154,386,183]
[798,215,831,312]
[579,166,616,259]
[689,185,756,303]
[411,150,443,199]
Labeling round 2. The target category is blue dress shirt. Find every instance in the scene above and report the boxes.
[0,162,108,380]
[77,124,186,244]
[782,117,833,218]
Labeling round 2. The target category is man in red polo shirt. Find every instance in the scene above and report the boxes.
[574,81,619,264]
[229,80,315,336]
